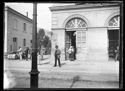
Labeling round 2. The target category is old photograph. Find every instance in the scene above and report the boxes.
[3,1,123,89]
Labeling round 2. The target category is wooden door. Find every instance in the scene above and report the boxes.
[65,32,71,60]
[76,30,86,60]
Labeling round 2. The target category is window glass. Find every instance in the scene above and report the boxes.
[14,19,18,30]
[66,18,87,28]
[108,15,120,27]
[23,23,26,31]
[23,39,26,46]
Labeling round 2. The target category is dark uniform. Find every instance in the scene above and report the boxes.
[25,47,29,61]
[54,45,61,67]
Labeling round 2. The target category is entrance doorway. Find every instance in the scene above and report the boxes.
[65,17,87,60]
[108,30,119,59]
[65,31,76,60]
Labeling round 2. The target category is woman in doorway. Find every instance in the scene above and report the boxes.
[68,46,74,61]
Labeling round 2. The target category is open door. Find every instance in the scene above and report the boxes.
[65,18,87,60]
[65,31,76,60]
[65,31,71,60]
[108,30,119,58]
[76,29,86,60]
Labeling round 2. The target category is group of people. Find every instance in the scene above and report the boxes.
[53,45,76,67]
[17,46,31,61]
[16,44,119,67]
[17,46,45,61]
[53,45,120,68]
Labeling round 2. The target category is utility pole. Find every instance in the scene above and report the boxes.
[29,3,39,88]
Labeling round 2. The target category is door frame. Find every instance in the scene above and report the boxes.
[107,29,119,59]
[65,29,76,60]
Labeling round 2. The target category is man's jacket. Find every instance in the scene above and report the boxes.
[55,49,61,55]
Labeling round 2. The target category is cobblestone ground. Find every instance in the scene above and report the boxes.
[4,55,119,89]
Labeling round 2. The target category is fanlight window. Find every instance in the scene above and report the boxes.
[108,15,120,27]
[66,18,87,28]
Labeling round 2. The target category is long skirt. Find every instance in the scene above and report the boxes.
[69,52,74,61]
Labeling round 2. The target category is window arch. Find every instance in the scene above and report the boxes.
[108,15,120,27]
[65,18,87,28]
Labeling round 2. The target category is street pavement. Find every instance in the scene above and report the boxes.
[4,55,119,89]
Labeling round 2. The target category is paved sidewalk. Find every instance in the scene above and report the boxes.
[4,56,119,88]
[4,56,119,82]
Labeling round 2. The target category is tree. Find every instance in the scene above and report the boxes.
[43,35,51,54]
[46,39,51,54]
[43,35,49,48]
[37,28,52,54]
[37,28,45,51]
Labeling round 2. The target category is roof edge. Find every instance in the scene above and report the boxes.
[5,6,33,23]
[49,3,120,11]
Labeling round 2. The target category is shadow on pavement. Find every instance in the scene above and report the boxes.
[61,63,66,67]
[38,61,50,65]
[41,58,49,61]
[70,75,80,88]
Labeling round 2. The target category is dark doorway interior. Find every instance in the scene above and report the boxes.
[65,31,76,60]
[108,30,119,59]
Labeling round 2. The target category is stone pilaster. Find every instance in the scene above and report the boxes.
[86,28,108,61]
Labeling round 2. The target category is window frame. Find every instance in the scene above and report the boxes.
[14,19,18,30]
[23,39,26,46]
[66,18,87,29]
[108,15,120,27]
[23,23,26,32]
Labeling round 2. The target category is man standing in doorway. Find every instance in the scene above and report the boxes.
[54,45,61,67]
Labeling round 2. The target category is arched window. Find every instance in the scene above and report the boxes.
[108,15,120,59]
[66,18,87,28]
[108,15,120,27]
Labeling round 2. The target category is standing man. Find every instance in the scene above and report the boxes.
[54,45,61,67]
[17,46,22,60]
[25,47,29,61]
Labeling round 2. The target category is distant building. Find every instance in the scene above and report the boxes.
[49,3,121,61]
[4,6,33,53]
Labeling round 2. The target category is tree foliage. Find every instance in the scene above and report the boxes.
[43,35,51,54]
[37,28,45,49]
[37,28,51,54]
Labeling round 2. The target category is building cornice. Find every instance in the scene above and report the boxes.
[5,6,33,23]
[51,27,120,30]
[49,3,120,12]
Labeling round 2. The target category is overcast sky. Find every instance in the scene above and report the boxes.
[5,3,53,31]
[5,3,75,31]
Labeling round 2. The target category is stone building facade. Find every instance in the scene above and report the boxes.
[49,3,120,61]
[4,6,33,53]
